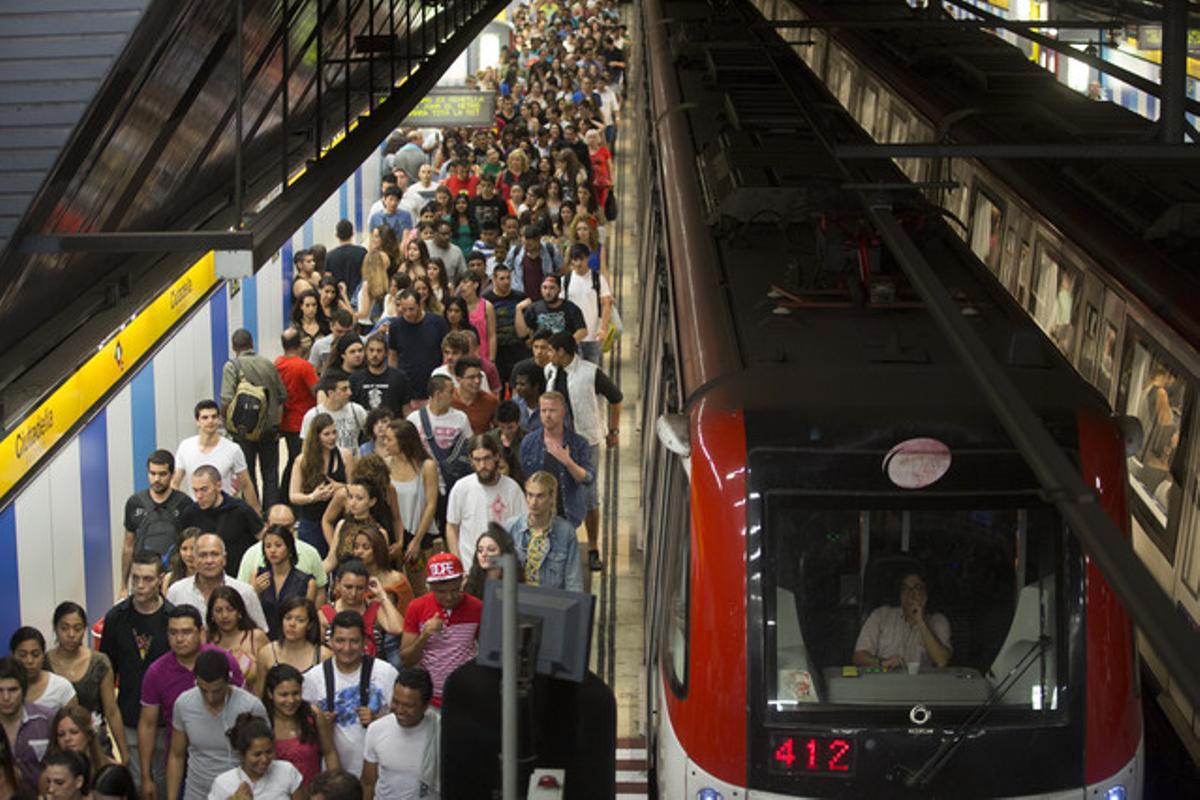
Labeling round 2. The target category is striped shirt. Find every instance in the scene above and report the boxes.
[402,593,482,704]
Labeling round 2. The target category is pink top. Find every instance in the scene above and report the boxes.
[275,734,322,785]
[468,298,489,359]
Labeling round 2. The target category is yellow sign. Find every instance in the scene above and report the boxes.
[403,91,496,127]
[0,252,219,503]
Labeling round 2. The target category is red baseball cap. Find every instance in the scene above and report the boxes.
[426,553,465,583]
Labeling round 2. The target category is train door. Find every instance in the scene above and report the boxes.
[968,183,1005,276]
[1075,272,1107,384]
[1095,292,1126,402]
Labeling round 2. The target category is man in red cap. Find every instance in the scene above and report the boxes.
[398,554,482,705]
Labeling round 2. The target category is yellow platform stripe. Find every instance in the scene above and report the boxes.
[0,252,219,502]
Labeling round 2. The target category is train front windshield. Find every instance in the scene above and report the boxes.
[766,501,1067,717]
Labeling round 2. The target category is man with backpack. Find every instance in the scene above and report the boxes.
[121,450,194,593]
[302,610,398,777]
[406,375,472,526]
[220,328,288,509]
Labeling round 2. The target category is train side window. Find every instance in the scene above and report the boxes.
[663,459,691,696]
[968,188,1005,274]
[1115,331,1192,563]
[1028,244,1081,358]
[859,85,877,137]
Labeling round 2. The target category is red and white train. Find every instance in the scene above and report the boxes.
[637,0,1143,796]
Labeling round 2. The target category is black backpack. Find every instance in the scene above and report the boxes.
[562,269,602,316]
[418,407,474,490]
[130,491,182,561]
[323,655,375,727]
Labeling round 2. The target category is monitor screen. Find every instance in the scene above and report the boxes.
[476,581,596,683]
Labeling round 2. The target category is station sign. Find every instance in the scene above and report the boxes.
[402,89,497,127]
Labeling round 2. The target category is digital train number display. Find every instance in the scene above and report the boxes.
[767,734,856,777]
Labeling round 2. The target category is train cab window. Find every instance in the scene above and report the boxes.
[1116,332,1191,563]
[766,498,1064,716]
[662,459,691,695]
[1027,245,1082,358]
[968,189,1004,275]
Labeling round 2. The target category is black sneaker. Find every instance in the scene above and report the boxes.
[588,550,604,572]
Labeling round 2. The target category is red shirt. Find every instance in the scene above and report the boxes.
[445,174,480,198]
[275,355,318,433]
[452,390,500,435]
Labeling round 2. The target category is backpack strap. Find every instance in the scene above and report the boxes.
[359,655,375,710]
[419,408,448,464]
[323,658,335,712]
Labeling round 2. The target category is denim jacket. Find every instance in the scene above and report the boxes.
[506,513,584,592]
[518,428,593,526]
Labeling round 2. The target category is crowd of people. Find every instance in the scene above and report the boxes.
[0,2,628,798]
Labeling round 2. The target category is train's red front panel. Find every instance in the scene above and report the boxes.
[1077,409,1143,782]
[665,403,748,785]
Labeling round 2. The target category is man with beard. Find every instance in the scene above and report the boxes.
[444,435,526,568]
[351,333,411,417]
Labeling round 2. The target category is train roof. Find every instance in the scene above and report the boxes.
[661,0,1108,434]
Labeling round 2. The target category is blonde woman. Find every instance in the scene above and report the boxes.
[356,250,390,325]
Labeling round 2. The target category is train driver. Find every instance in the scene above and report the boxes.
[852,572,952,670]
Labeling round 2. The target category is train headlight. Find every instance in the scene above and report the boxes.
[1104,786,1127,800]
[696,790,724,800]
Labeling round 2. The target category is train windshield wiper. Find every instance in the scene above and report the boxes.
[895,637,1052,789]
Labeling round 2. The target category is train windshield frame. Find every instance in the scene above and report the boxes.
[755,448,1075,727]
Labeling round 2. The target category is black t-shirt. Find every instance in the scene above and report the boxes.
[523,299,586,338]
[351,365,412,415]
[325,244,367,293]
[100,598,175,727]
[123,489,195,557]
[471,194,507,229]
[181,495,262,577]
[484,289,528,346]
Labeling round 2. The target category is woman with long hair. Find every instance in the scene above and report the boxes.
[318,559,404,658]
[253,598,331,696]
[457,271,496,361]
[464,524,524,600]
[261,664,338,785]
[355,250,390,325]
[425,258,451,307]
[349,528,412,611]
[9,627,75,710]
[411,275,442,315]
[450,192,480,260]
[45,602,127,763]
[401,238,429,277]
[500,148,532,199]
[252,525,317,641]
[318,275,352,319]
[288,290,327,359]
[569,215,606,278]
[40,751,89,800]
[544,178,564,220]
[322,477,395,574]
[585,128,614,215]
[370,224,402,271]
[41,705,111,792]
[209,713,304,799]
[91,764,138,800]
[442,296,472,338]
[206,586,269,690]
[288,413,352,559]
[320,453,402,565]
[163,526,200,594]
[381,419,440,595]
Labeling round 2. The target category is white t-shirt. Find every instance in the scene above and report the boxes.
[208,761,302,800]
[300,402,369,451]
[430,364,492,394]
[301,658,399,777]
[363,711,440,799]
[35,673,77,711]
[175,436,248,497]
[446,475,527,566]
[562,269,613,338]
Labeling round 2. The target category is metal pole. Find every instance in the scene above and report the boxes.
[235,0,245,225]
[1161,0,1188,143]
[281,0,290,192]
[501,553,518,800]
[864,205,1200,710]
[316,0,324,159]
